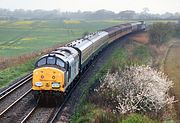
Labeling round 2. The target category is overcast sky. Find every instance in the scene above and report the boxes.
[0,0,180,14]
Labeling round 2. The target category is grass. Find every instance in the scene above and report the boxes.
[121,113,157,123]
[145,20,178,25]
[72,103,119,123]
[0,59,36,88]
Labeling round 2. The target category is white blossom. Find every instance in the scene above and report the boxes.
[96,65,174,114]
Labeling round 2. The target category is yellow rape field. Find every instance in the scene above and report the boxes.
[14,21,34,25]
[21,37,38,41]
[0,45,24,50]
[64,20,81,24]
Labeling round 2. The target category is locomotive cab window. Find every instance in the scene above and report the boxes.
[37,58,46,66]
[56,58,65,68]
[47,57,55,65]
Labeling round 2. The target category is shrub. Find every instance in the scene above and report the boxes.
[149,22,174,46]
[95,65,174,114]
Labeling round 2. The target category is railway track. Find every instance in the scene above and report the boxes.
[0,73,32,98]
[0,89,32,116]
[20,103,58,123]
[0,73,33,121]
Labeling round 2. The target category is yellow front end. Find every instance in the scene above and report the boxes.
[32,67,65,92]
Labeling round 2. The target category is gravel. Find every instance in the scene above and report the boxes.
[25,106,56,123]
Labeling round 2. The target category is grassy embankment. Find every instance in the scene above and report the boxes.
[0,59,35,88]
[71,38,155,123]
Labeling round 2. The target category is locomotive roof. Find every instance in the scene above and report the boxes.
[66,31,108,48]
[38,47,79,63]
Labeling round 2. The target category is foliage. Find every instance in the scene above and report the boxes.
[95,65,174,114]
[149,22,174,46]
[0,59,35,88]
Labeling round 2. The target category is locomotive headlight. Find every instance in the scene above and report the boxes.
[52,82,60,88]
[35,82,43,87]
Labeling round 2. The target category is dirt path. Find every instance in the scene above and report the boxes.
[164,39,180,122]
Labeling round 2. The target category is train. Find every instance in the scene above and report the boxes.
[32,21,146,101]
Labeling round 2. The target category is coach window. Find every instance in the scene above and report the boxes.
[56,58,65,68]
[47,57,56,65]
[37,58,46,66]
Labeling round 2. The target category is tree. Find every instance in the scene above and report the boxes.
[118,10,136,19]
[142,8,150,14]
[174,18,180,37]
[149,22,174,46]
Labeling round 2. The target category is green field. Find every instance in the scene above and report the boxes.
[0,20,126,57]
[0,19,177,57]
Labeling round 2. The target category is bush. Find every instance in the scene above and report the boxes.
[95,65,174,114]
[149,22,174,46]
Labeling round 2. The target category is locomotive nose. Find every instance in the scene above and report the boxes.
[32,67,65,92]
